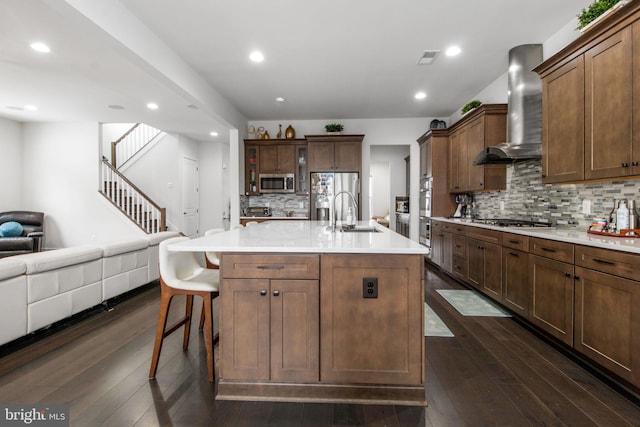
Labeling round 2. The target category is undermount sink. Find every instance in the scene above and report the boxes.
[338,225,381,233]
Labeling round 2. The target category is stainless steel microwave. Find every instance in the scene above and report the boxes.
[259,173,295,193]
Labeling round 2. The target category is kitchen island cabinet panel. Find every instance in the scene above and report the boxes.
[320,254,423,386]
[574,266,640,385]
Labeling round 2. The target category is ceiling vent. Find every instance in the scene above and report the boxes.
[417,50,440,65]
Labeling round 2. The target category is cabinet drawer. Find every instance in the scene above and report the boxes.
[576,246,640,281]
[452,254,467,278]
[441,222,453,232]
[221,253,320,279]
[529,238,573,263]
[503,233,529,252]
[451,224,467,235]
[465,226,502,245]
[431,221,443,233]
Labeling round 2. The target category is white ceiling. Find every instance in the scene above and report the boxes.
[0,0,592,142]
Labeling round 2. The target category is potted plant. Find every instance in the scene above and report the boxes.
[577,0,628,31]
[461,100,482,115]
[325,123,344,134]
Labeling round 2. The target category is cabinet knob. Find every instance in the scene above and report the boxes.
[633,161,639,166]
[564,272,571,277]
[574,275,580,280]
[260,290,267,296]
[622,162,629,167]
[273,290,280,296]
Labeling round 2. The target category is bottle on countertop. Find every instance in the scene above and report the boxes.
[629,200,638,229]
[616,199,629,233]
[346,207,355,226]
[608,199,618,232]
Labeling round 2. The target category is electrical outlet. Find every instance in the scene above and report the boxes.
[363,277,378,298]
[500,201,505,211]
[582,199,591,214]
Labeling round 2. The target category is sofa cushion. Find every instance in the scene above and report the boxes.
[0,237,34,252]
[0,258,27,280]
[14,246,103,274]
[0,221,24,237]
[98,237,149,257]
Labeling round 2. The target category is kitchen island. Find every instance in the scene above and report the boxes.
[170,220,429,406]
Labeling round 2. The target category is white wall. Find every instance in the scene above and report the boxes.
[0,118,23,211]
[101,123,135,162]
[370,145,410,231]
[199,140,229,232]
[21,122,141,248]
[248,118,436,241]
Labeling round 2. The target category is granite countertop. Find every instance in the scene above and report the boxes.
[169,220,428,254]
[433,217,640,255]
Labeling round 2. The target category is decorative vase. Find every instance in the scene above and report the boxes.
[276,124,282,139]
[327,131,341,135]
[264,130,270,139]
[285,125,295,139]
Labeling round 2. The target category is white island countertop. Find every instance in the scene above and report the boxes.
[169,220,429,254]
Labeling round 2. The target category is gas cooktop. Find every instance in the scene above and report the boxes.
[471,218,552,227]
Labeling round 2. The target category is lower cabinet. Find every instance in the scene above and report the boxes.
[220,254,320,382]
[502,248,529,317]
[466,237,502,300]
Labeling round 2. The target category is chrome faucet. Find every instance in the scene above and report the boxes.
[331,190,358,232]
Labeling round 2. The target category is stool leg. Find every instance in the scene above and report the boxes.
[149,285,173,379]
[202,293,215,382]
[198,300,205,331]
[183,295,194,351]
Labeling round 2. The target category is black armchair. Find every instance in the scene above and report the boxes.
[0,211,44,258]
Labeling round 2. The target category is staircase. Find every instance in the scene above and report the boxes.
[100,123,167,234]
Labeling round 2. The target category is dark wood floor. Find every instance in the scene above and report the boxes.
[1,264,639,426]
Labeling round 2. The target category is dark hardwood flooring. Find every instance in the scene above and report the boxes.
[1,265,639,426]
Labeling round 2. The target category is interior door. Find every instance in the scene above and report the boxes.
[182,157,199,237]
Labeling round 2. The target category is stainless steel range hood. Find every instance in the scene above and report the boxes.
[474,44,543,165]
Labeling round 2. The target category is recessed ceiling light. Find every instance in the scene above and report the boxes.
[108,105,125,110]
[414,92,427,100]
[445,46,461,57]
[210,131,219,137]
[249,51,264,62]
[24,104,37,111]
[146,102,159,110]
[30,42,50,53]
[275,97,285,102]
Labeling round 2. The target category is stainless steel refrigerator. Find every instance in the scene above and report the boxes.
[310,172,360,222]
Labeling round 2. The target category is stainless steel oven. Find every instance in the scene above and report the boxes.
[419,178,432,250]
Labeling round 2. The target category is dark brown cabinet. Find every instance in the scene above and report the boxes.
[244,140,305,194]
[529,238,575,346]
[535,3,640,183]
[417,130,455,217]
[220,254,319,382]
[501,233,530,318]
[430,220,452,273]
[447,105,507,193]
[466,237,502,300]
[306,135,363,173]
[259,144,295,174]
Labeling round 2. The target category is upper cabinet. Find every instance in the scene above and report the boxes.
[447,105,507,194]
[244,139,306,195]
[306,135,363,173]
[417,129,456,217]
[259,144,296,175]
[535,2,640,183]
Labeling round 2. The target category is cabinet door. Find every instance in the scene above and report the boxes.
[467,117,485,191]
[541,56,584,183]
[220,278,271,380]
[633,20,640,175]
[574,267,640,386]
[452,235,467,279]
[585,27,633,180]
[430,229,443,267]
[334,141,361,172]
[277,144,296,174]
[448,130,462,192]
[296,144,308,193]
[245,144,259,195]
[270,279,319,382]
[308,141,334,171]
[466,238,483,289]
[420,138,431,178]
[441,231,453,273]
[481,241,502,302]
[529,255,574,345]
[259,145,279,174]
[502,248,529,317]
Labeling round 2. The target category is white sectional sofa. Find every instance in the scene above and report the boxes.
[0,231,180,347]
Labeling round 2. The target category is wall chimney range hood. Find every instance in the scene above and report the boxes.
[473,44,543,165]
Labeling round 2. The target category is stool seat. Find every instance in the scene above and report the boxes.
[171,267,219,292]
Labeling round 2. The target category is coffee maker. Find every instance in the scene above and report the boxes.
[453,194,473,218]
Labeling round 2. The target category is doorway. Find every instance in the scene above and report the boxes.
[182,157,199,237]
[369,145,411,232]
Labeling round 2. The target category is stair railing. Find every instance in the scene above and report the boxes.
[111,123,164,168]
[100,156,166,234]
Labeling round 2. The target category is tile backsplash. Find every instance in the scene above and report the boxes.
[472,160,640,229]
[241,194,309,217]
